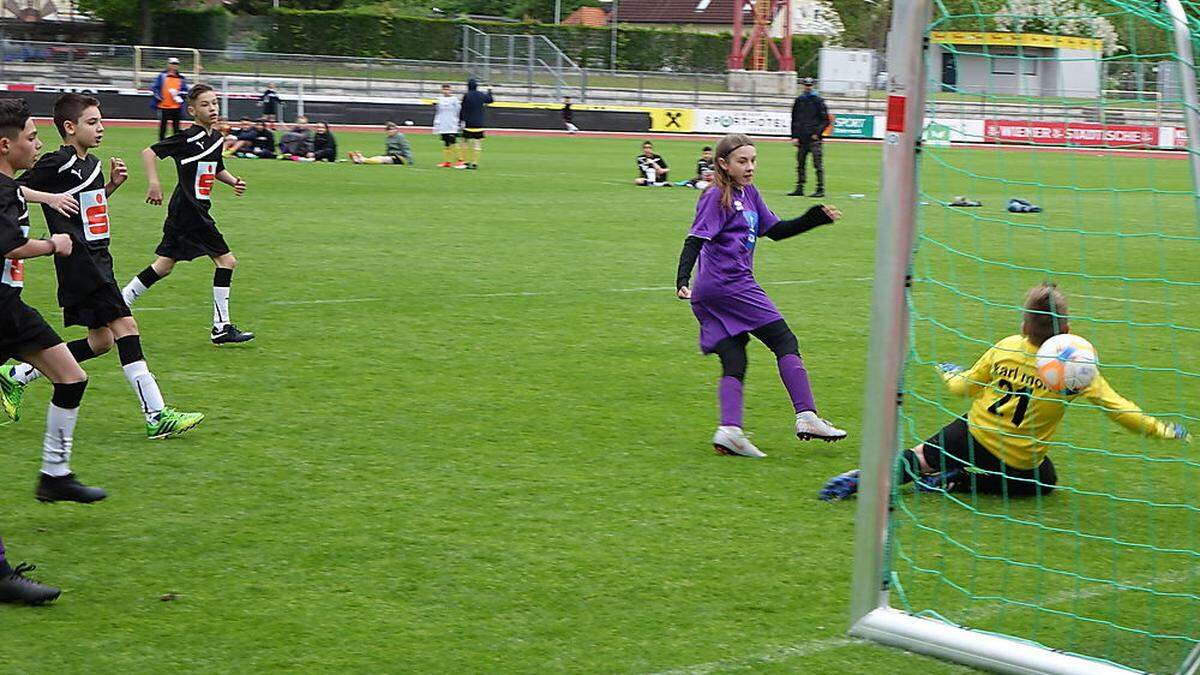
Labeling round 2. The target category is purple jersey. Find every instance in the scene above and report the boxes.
[688,184,780,300]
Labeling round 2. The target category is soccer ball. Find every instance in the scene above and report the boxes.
[1035,334,1098,393]
[404,120,414,126]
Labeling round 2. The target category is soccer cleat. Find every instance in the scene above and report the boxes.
[788,187,805,196]
[438,162,451,168]
[211,323,256,345]
[467,163,479,170]
[795,411,848,442]
[453,162,468,169]
[809,189,826,198]
[712,425,766,458]
[0,367,26,422]
[818,469,860,501]
[35,473,107,504]
[146,407,205,440]
[0,563,60,605]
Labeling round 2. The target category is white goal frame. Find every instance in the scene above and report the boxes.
[133,45,201,89]
[847,2,1200,673]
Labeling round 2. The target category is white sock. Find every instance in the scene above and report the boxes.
[213,286,231,329]
[123,277,149,306]
[41,402,78,477]
[11,362,42,386]
[123,360,164,424]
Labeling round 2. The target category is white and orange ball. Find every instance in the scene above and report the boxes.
[1036,334,1098,393]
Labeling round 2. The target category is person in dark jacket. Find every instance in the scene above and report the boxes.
[458,77,494,170]
[789,77,829,197]
[308,122,337,162]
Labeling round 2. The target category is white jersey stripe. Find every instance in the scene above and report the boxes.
[180,138,223,166]
[186,130,207,143]
[64,162,103,196]
[56,154,78,173]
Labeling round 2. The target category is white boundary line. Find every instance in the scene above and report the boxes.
[652,566,1196,674]
[1074,293,1179,307]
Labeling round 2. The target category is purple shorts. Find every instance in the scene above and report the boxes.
[690,285,784,354]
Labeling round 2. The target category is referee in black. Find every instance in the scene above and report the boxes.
[789,77,829,198]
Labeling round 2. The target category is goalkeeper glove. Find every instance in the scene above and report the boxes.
[1168,423,1192,442]
[935,362,964,376]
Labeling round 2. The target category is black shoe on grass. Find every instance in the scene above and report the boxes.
[211,323,256,345]
[36,472,107,504]
[0,563,60,605]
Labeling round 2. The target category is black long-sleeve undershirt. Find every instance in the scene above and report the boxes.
[675,205,835,290]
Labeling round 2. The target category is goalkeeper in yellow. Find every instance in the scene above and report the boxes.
[820,283,1190,500]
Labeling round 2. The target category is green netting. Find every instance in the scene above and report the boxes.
[888,2,1200,673]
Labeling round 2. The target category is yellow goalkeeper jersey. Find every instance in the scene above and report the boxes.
[941,334,1174,470]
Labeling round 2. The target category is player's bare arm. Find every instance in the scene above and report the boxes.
[105,157,127,195]
[4,233,72,259]
[18,186,78,217]
[216,170,246,196]
[142,146,162,205]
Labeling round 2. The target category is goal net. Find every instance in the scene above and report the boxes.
[851,2,1200,673]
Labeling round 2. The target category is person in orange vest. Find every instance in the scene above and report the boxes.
[151,57,189,141]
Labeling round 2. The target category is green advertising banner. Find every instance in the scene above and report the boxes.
[831,114,875,138]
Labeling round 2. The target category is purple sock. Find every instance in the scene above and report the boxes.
[777,354,817,414]
[719,376,744,427]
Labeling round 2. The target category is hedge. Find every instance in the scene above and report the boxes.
[154,8,233,50]
[264,9,822,74]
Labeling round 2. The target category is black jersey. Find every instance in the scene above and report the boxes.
[152,126,225,230]
[0,174,31,307]
[18,146,114,306]
[636,153,667,181]
[562,103,573,122]
[696,158,714,179]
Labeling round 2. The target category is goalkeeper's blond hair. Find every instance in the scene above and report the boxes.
[1022,283,1069,347]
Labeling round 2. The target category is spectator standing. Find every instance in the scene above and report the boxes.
[458,77,494,170]
[151,57,188,140]
[789,77,829,198]
[259,83,282,128]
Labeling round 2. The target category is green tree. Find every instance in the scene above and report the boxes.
[78,0,174,43]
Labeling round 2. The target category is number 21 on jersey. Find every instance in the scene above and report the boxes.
[195,160,217,200]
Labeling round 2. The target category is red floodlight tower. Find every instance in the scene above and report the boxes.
[727,0,794,72]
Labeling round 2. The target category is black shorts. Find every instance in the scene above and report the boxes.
[156,219,231,262]
[462,129,485,140]
[63,281,132,329]
[0,300,61,364]
[919,416,1057,497]
[387,153,409,165]
[440,133,458,146]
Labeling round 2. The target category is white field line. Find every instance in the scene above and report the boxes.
[1074,293,1179,307]
[651,566,1196,675]
[132,277,877,308]
[467,276,877,299]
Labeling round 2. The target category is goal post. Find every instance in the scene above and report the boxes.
[848,1,1200,673]
[133,45,201,89]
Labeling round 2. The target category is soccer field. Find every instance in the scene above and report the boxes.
[1,127,1194,673]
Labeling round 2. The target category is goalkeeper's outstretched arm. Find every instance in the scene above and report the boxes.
[1083,374,1191,441]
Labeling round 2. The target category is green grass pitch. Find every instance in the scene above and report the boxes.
[0,126,1194,673]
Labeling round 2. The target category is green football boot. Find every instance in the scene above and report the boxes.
[0,367,26,422]
[146,407,205,440]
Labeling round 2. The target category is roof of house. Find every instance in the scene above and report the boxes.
[563,6,610,27]
[616,0,750,25]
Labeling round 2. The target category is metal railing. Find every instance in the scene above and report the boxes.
[0,37,1191,124]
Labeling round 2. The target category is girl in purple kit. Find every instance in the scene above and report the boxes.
[676,133,846,457]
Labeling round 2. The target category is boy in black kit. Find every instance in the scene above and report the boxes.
[0,98,105,503]
[120,84,255,345]
[2,94,204,439]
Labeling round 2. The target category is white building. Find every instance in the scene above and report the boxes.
[931,31,1103,99]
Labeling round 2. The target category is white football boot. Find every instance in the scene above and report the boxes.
[712,426,766,458]
[795,411,848,442]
